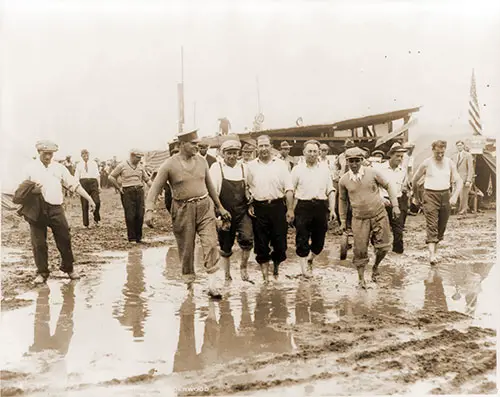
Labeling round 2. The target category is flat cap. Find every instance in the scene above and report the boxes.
[177,129,200,143]
[130,149,145,157]
[35,140,59,152]
[220,139,241,152]
[371,150,385,157]
[345,147,366,159]
[241,143,255,152]
[280,141,292,149]
[388,142,407,155]
[403,142,415,149]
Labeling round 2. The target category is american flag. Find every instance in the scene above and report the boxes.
[468,69,482,135]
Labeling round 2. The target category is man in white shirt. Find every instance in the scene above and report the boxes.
[378,143,409,254]
[291,140,336,277]
[209,139,253,282]
[412,140,463,265]
[75,149,101,228]
[246,135,294,282]
[22,140,96,284]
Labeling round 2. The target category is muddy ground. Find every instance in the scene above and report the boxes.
[1,188,497,396]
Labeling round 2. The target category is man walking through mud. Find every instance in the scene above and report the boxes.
[412,140,463,265]
[209,139,253,282]
[338,147,399,289]
[246,135,294,282]
[18,140,96,284]
[291,140,336,277]
[109,149,152,243]
[144,130,231,298]
[75,149,101,228]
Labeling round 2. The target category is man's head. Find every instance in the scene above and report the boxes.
[129,149,144,165]
[177,130,201,158]
[35,140,58,166]
[456,140,465,153]
[344,139,355,151]
[198,138,210,156]
[319,143,329,159]
[256,135,272,160]
[241,143,255,161]
[388,143,407,167]
[432,140,447,161]
[303,140,320,165]
[371,150,385,160]
[345,147,365,174]
[81,149,89,162]
[220,139,241,167]
[280,141,291,157]
[403,142,415,155]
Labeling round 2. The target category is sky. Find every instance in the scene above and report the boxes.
[1,0,500,188]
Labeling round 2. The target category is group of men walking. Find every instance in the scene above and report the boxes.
[17,134,466,295]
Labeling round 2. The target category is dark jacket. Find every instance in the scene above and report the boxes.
[13,180,46,223]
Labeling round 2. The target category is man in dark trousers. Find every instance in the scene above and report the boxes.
[209,139,253,281]
[291,140,336,277]
[109,149,152,243]
[198,138,217,168]
[246,135,294,282]
[75,149,101,228]
[21,140,96,284]
[144,130,231,298]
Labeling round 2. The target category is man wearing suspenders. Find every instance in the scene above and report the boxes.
[209,140,254,282]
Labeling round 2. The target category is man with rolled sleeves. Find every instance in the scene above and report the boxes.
[246,135,294,282]
[145,130,231,298]
[338,147,400,289]
[75,149,101,228]
[412,140,463,265]
[209,139,253,282]
[109,149,152,243]
[20,140,96,284]
[291,140,336,277]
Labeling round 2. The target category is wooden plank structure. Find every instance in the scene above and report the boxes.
[210,106,421,156]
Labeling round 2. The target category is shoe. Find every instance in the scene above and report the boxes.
[67,271,81,280]
[33,274,47,285]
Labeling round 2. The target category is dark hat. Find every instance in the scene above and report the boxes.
[344,139,355,148]
[345,147,366,159]
[280,141,292,149]
[388,142,407,156]
[177,129,200,143]
[35,140,59,152]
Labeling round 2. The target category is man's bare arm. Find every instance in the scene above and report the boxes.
[412,161,427,196]
[145,163,169,212]
[205,166,225,212]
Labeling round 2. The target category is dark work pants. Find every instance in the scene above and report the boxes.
[29,204,75,277]
[252,200,288,265]
[423,189,450,244]
[121,186,145,242]
[294,200,329,257]
[385,194,408,254]
[80,178,101,226]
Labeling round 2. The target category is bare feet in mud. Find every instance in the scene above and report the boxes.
[371,271,380,283]
[358,279,367,289]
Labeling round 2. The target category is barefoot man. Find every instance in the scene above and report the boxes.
[144,130,231,298]
[412,140,463,265]
[338,147,399,288]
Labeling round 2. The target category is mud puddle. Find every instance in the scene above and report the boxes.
[1,237,496,396]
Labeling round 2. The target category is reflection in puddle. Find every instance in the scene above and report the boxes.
[0,239,496,394]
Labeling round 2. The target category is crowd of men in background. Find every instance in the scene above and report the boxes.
[16,133,471,294]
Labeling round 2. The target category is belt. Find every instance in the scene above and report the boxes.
[123,185,143,190]
[297,198,327,204]
[425,189,450,193]
[254,197,284,205]
[174,193,209,203]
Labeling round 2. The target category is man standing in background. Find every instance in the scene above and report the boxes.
[452,140,474,216]
[198,138,217,168]
[279,141,294,172]
[75,149,101,228]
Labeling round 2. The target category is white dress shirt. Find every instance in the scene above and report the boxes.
[246,157,293,201]
[24,160,79,205]
[209,161,247,196]
[378,161,407,198]
[291,161,335,200]
[75,160,100,180]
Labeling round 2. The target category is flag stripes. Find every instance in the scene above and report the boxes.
[469,70,482,135]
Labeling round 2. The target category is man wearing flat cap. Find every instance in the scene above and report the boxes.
[20,140,96,284]
[291,140,336,277]
[209,139,254,282]
[339,147,400,289]
[75,149,101,228]
[198,138,217,168]
[109,149,152,243]
[145,129,231,298]
[240,139,256,164]
[279,141,294,172]
[377,143,409,254]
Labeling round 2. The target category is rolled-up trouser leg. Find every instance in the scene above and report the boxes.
[269,201,288,265]
[235,212,254,252]
[195,197,220,275]
[351,217,370,269]
[310,201,329,256]
[369,210,392,257]
[172,200,197,283]
[437,190,450,241]
[423,190,441,244]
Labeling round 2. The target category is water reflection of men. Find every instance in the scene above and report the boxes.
[113,250,149,340]
[295,280,325,325]
[173,294,202,372]
[29,283,75,355]
[422,269,448,312]
[451,262,493,316]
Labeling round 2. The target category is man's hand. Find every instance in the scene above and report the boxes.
[248,204,255,218]
[329,210,336,222]
[339,221,347,233]
[119,187,124,195]
[382,197,391,207]
[286,209,295,225]
[465,181,472,188]
[88,200,96,213]
[450,195,458,206]
[392,206,401,219]
[145,210,154,228]
[218,207,231,222]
